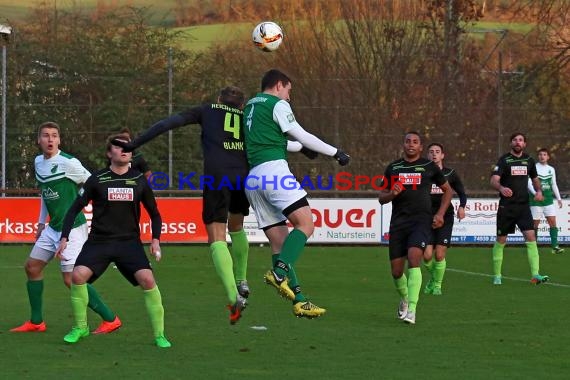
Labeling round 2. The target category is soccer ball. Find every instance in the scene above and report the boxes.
[252,21,283,52]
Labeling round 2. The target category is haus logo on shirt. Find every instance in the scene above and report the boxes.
[108,188,134,201]
[430,184,443,194]
[398,173,421,185]
[510,166,527,175]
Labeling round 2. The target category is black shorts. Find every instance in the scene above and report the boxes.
[388,217,431,260]
[202,186,250,224]
[430,214,454,247]
[496,203,534,236]
[75,239,151,286]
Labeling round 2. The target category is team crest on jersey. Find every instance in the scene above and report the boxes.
[510,166,527,175]
[108,188,134,201]
[50,164,58,174]
[42,187,58,200]
[398,173,422,185]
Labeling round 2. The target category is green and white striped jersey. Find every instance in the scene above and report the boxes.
[35,150,91,231]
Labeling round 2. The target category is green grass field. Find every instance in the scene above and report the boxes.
[1,244,568,379]
[0,0,179,24]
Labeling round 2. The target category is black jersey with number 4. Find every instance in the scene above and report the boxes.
[61,167,162,242]
[383,158,447,224]
[492,153,537,205]
[430,167,467,216]
[133,103,248,179]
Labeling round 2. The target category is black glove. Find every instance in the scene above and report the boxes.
[334,149,350,166]
[300,147,318,160]
[111,138,136,153]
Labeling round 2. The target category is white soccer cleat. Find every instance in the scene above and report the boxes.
[403,311,416,325]
[397,299,408,320]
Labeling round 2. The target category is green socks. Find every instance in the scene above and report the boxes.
[272,254,306,302]
[274,229,308,278]
[70,284,89,329]
[393,273,408,300]
[86,284,116,322]
[229,229,249,282]
[422,258,434,273]
[210,241,238,303]
[27,279,44,324]
[407,268,422,313]
[550,227,559,248]
[492,242,505,277]
[144,286,165,338]
[433,259,446,288]
[526,241,540,276]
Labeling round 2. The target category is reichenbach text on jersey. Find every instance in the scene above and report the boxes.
[210,103,243,114]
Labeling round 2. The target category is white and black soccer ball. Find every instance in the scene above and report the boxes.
[252,21,283,52]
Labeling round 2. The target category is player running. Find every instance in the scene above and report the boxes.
[490,132,548,285]
[379,132,452,324]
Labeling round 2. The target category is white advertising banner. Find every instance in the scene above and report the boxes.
[242,198,382,244]
[242,198,570,245]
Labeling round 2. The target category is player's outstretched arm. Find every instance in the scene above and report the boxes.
[286,141,318,159]
[113,109,201,152]
[286,127,349,165]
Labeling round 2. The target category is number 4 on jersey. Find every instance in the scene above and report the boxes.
[224,112,241,139]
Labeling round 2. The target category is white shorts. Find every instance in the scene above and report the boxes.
[30,224,88,272]
[530,204,557,220]
[245,160,307,229]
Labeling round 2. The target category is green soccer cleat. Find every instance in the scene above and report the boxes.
[155,335,172,348]
[432,287,442,296]
[263,270,295,300]
[531,274,549,285]
[424,278,435,294]
[293,301,326,319]
[493,275,502,285]
[63,326,89,344]
[552,246,565,254]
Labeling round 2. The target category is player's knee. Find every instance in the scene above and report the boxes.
[139,278,156,290]
[24,260,43,278]
[71,267,90,285]
[392,268,404,278]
